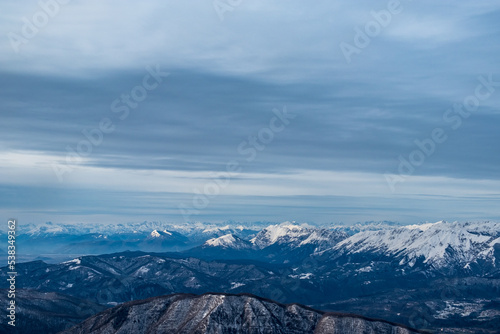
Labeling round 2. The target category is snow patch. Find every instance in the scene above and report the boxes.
[356,266,373,273]
[230,282,245,289]
[206,234,236,247]
[203,225,231,233]
[63,258,81,265]
[205,234,250,249]
[136,266,150,275]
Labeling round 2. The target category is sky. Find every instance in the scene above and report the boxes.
[1,0,499,225]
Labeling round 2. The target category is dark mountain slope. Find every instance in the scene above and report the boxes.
[0,289,106,334]
[62,292,426,334]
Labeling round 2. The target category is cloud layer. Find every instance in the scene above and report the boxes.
[1,0,500,224]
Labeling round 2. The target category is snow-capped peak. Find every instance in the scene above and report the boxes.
[150,230,161,238]
[404,221,444,231]
[250,223,305,246]
[204,234,251,249]
[249,223,347,251]
[331,221,500,269]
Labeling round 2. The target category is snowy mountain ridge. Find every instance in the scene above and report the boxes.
[327,221,500,269]
[250,223,308,248]
[249,222,348,251]
[204,234,252,249]
[12,220,423,236]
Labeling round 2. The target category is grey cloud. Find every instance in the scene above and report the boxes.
[1,1,500,224]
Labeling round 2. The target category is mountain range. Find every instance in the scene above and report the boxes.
[185,224,349,263]
[0,220,407,263]
[1,220,499,333]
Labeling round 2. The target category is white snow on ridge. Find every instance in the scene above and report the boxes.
[203,225,231,233]
[333,221,500,267]
[260,224,302,242]
[150,229,173,238]
[206,234,236,247]
[250,223,347,251]
[250,223,307,247]
[23,222,66,235]
[16,221,262,238]
[489,237,500,246]
[404,221,443,231]
[63,258,81,265]
[299,231,329,246]
[205,234,251,249]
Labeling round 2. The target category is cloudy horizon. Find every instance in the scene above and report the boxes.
[1,0,499,225]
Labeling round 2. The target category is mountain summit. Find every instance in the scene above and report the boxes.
[62,292,425,334]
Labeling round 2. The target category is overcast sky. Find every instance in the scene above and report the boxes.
[1,0,499,225]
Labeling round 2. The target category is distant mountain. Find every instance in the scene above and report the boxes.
[250,223,348,263]
[205,233,253,249]
[61,293,425,334]
[16,229,190,258]
[7,220,430,263]
[15,221,261,240]
[10,221,261,262]
[185,223,349,263]
[251,223,344,249]
[195,224,259,241]
[317,221,500,276]
[182,234,255,261]
[329,220,411,235]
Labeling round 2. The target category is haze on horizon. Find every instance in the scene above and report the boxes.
[1,0,499,225]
